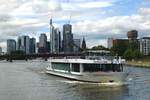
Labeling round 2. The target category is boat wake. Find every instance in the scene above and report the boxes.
[59,80,128,86]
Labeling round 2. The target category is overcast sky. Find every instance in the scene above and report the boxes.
[0,0,150,52]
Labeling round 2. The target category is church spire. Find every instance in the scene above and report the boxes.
[82,37,86,50]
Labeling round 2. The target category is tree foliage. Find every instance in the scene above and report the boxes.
[110,41,128,56]
[11,50,26,55]
[110,40,143,60]
[123,49,133,60]
[90,45,108,50]
[132,49,143,59]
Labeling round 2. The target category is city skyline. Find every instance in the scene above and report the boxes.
[1,0,150,51]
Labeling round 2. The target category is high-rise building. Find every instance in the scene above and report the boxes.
[50,19,61,53]
[50,18,55,53]
[63,24,73,53]
[39,33,47,48]
[29,38,36,54]
[39,33,47,53]
[107,38,113,49]
[54,28,61,53]
[19,36,30,54]
[36,42,39,53]
[73,39,80,53]
[46,41,50,53]
[140,37,150,55]
[0,46,2,53]
[17,37,21,50]
[7,39,16,54]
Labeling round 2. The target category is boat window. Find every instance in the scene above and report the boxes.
[52,63,70,71]
[83,64,101,72]
[72,63,80,72]
[83,64,122,72]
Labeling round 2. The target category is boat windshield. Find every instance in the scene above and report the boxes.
[83,64,123,72]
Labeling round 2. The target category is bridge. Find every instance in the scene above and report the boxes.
[0,53,86,62]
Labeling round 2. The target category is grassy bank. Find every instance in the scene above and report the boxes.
[125,56,150,68]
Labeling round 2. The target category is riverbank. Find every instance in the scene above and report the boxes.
[125,56,150,68]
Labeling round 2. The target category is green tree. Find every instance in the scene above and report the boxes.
[90,45,108,50]
[128,41,138,51]
[132,49,143,59]
[110,41,128,56]
[11,50,26,55]
[123,49,133,60]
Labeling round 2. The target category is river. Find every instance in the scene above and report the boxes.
[0,60,150,100]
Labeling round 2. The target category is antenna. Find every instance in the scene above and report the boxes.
[50,16,52,25]
[68,15,71,24]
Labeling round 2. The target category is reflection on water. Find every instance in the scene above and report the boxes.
[0,60,150,100]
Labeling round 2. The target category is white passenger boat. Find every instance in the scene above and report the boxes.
[46,56,129,83]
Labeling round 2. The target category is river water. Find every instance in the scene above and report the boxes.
[0,60,150,100]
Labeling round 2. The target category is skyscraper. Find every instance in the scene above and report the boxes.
[39,33,47,53]
[7,39,16,54]
[50,18,54,53]
[63,24,73,53]
[46,41,50,53]
[19,36,30,54]
[54,28,61,53]
[39,33,47,48]
[17,37,21,50]
[73,39,80,53]
[0,46,2,53]
[107,38,113,49]
[29,38,36,54]
[50,18,61,53]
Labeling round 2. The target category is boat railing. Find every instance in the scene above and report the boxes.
[50,56,126,64]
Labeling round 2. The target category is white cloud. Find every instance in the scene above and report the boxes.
[1,0,150,51]
[78,1,112,8]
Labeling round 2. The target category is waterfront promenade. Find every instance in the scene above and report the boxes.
[125,57,150,68]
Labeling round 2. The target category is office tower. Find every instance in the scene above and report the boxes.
[17,37,21,50]
[39,33,47,53]
[29,38,36,54]
[39,33,47,48]
[0,46,2,53]
[140,37,150,55]
[50,18,61,53]
[36,42,39,54]
[58,31,61,52]
[50,18,55,53]
[46,41,50,53]
[82,37,86,50]
[54,28,61,53]
[20,36,30,54]
[63,24,73,53]
[7,39,16,54]
[107,38,113,49]
[73,39,80,53]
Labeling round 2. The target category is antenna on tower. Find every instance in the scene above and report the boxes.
[50,16,52,25]
[68,15,71,24]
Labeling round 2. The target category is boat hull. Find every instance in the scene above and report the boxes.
[46,69,128,83]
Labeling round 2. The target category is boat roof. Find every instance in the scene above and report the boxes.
[48,58,125,64]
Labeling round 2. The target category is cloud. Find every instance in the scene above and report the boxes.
[73,8,150,43]
[78,1,112,8]
[49,0,62,11]
[1,0,150,51]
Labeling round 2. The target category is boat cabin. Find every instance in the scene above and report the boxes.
[51,61,123,74]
